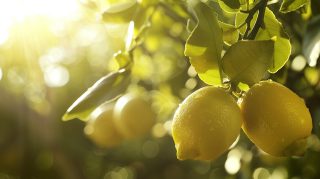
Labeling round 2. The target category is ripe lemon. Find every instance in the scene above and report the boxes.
[240,80,312,156]
[113,93,156,139]
[84,103,123,148]
[172,86,243,161]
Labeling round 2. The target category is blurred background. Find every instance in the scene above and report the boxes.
[0,0,320,178]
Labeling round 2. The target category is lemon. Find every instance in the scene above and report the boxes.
[172,86,243,161]
[240,80,312,156]
[113,93,156,139]
[84,103,123,148]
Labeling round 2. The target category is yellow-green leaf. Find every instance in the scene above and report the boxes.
[102,0,138,23]
[62,69,131,121]
[219,21,239,45]
[184,2,223,86]
[222,40,274,85]
[302,16,320,67]
[235,11,258,35]
[218,0,240,13]
[255,8,291,73]
[280,0,310,13]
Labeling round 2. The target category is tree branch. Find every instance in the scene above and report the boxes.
[242,0,268,40]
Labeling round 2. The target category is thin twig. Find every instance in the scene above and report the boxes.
[247,0,268,39]
[242,0,268,40]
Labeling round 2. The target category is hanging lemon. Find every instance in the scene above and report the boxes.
[240,80,312,156]
[172,86,243,161]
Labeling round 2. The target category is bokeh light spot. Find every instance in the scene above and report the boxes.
[44,65,69,87]
[188,65,197,77]
[225,155,241,175]
[271,167,288,179]
[291,55,306,72]
[152,123,167,138]
[253,168,270,179]
[142,140,159,158]
[185,78,197,90]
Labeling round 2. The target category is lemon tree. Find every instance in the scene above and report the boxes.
[62,0,317,163]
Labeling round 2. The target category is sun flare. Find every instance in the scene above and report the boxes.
[0,0,81,45]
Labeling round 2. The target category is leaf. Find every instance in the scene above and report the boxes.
[255,8,291,73]
[302,16,320,67]
[219,21,239,45]
[235,11,258,35]
[113,51,132,69]
[102,0,138,23]
[218,0,240,13]
[222,40,274,85]
[62,69,131,121]
[184,2,223,86]
[280,0,310,13]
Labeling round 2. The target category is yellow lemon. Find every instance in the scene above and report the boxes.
[84,103,123,148]
[240,80,312,156]
[113,93,156,139]
[172,86,243,161]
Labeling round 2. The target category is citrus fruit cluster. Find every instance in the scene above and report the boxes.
[172,80,313,161]
[84,93,156,148]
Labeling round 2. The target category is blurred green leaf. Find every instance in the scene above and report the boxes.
[280,0,310,13]
[63,69,131,121]
[219,21,239,45]
[304,67,319,86]
[222,40,274,85]
[184,2,223,86]
[218,0,240,13]
[256,8,291,73]
[302,16,320,67]
[102,0,138,23]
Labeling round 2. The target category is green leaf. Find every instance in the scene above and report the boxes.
[280,0,310,13]
[235,11,258,35]
[303,16,320,67]
[219,21,239,45]
[238,82,250,91]
[102,0,138,23]
[222,40,274,85]
[62,69,131,121]
[255,8,291,73]
[218,0,240,13]
[184,2,223,86]
[113,51,133,69]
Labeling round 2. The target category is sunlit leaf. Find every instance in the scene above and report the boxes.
[280,0,310,13]
[302,16,320,67]
[218,0,240,13]
[102,0,138,23]
[235,11,258,35]
[62,69,131,121]
[301,2,312,20]
[256,8,291,73]
[184,2,223,86]
[222,40,274,85]
[237,82,249,91]
[113,51,132,69]
[219,21,239,45]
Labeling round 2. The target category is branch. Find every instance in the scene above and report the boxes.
[247,0,268,39]
[242,0,268,40]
